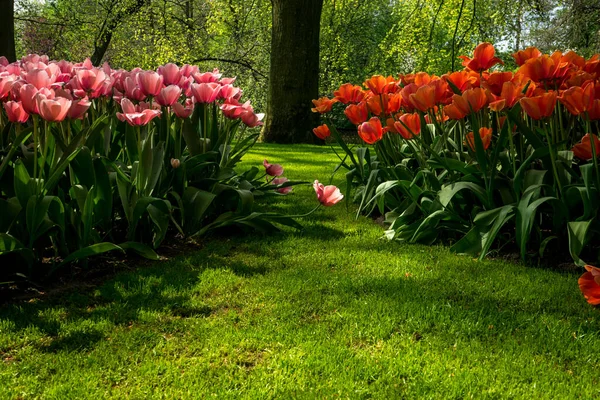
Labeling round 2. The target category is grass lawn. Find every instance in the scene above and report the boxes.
[1,143,600,399]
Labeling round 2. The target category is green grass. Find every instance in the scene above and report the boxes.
[1,143,600,399]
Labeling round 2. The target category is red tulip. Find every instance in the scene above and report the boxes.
[4,101,29,123]
[138,71,164,97]
[159,63,182,86]
[394,113,421,140]
[273,177,293,194]
[459,42,503,72]
[344,102,369,125]
[579,265,600,305]
[172,101,194,119]
[465,127,493,151]
[263,159,283,176]
[313,124,331,140]
[519,91,557,120]
[37,96,72,122]
[572,134,600,160]
[358,117,385,144]
[313,180,343,206]
[156,85,182,107]
[191,82,220,104]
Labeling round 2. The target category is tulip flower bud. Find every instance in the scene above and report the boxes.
[171,158,181,169]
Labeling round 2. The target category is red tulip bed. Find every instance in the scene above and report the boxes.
[313,43,600,305]
[0,55,343,283]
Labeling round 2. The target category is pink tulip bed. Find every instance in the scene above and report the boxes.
[0,54,343,283]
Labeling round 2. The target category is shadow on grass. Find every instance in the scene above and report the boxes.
[1,230,594,356]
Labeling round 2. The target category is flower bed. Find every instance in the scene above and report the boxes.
[0,55,342,282]
[312,43,600,304]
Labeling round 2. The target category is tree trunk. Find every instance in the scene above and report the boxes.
[0,0,16,62]
[262,0,323,144]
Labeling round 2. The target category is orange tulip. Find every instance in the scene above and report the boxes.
[519,91,557,120]
[517,53,570,84]
[366,94,387,116]
[364,75,396,95]
[588,99,600,121]
[393,113,421,140]
[561,51,586,69]
[572,134,600,160]
[564,70,595,89]
[482,72,514,96]
[311,96,338,113]
[344,102,369,125]
[511,47,542,66]
[579,265,600,305]
[559,84,594,116]
[409,84,436,112]
[400,84,418,112]
[443,103,468,120]
[448,87,489,117]
[459,42,504,72]
[413,72,435,87]
[465,127,493,151]
[358,117,386,144]
[488,81,525,111]
[334,83,365,104]
[584,55,600,76]
[443,70,479,92]
[313,124,331,140]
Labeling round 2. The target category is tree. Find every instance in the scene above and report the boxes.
[262,0,324,143]
[0,0,17,62]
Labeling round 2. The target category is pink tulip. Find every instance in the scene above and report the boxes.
[124,76,146,101]
[263,159,283,177]
[19,84,41,114]
[220,99,246,119]
[159,63,181,86]
[68,98,91,119]
[193,68,221,83]
[180,64,199,78]
[218,84,241,100]
[0,56,8,67]
[220,77,236,85]
[241,110,264,127]
[156,85,182,107]
[37,96,72,122]
[4,101,29,123]
[116,98,161,126]
[313,180,344,206]
[74,68,106,94]
[191,82,221,104]
[172,101,194,118]
[25,69,53,89]
[0,75,16,100]
[138,71,164,97]
[273,177,293,194]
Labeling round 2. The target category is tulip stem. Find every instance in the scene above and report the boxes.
[33,115,39,180]
[271,204,322,219]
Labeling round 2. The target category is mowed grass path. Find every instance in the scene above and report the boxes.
[1,143,600,399]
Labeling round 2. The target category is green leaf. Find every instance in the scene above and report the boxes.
[119,241,160,260]
[568,220,592,266]
[58,242,125,267]
[439,182,489,208]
